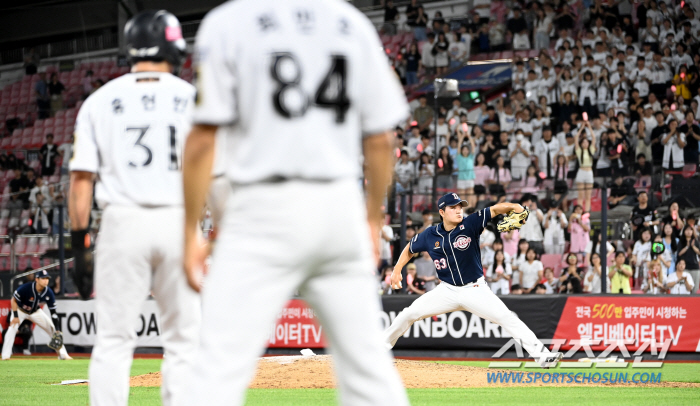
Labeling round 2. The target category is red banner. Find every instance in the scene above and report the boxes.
[267,299,326,348]
[553,296,700,352]
[0,299,10,331]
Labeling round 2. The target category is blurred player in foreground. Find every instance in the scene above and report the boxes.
[69,10,200,406]
[386,193,564,368]
[1,270,71,360]
[182,0,410,404]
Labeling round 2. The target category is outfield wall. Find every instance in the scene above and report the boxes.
[1,296,699,353]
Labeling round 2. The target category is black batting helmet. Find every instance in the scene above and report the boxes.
[124,10,186,68]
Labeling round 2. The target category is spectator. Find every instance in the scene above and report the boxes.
[584,252,608,293]
[574,121,596,212]
[660,223,677,275]
[413,95,434,132]
[456,128,476,206]
[435,146,454,189]
[519,196,544,254]
[631,227,653,282]
[501,228,519,258]
[379,265,395,295]
[608,175,634,209]
[676,225,700,291]
[519,165,541,195]
[507,7,530,50]
[630,191,658,240]
[35,71,50,119]
[486,250,512,294]
[23,47,40,75]
[39,134,58,177]
[679,110,700,166]
[534,283,547,294]
[7,169,28,210]
[488,155,511,196]
[414,251,438,292]
[609,251,633,294]
[433,32,450,75]
[448,32,468,68]
[535,126,559,179]
[542,267,558,293]
[543,205,568,254]
[405,263,425,295]
[29,176,49,206]
[48,73,65,117]
[633,153,653,177]
[472,153,490,203]
[661,118,686,171]
[413,6,429,41]
[403,43,421,86]
[666,258,695,294]
[511,239,530,286]
[558,253,583,291]
[510,284,523,294]
[568,206,590,254]
[559,276,583,293]
[82,70,95,99]
[416,152,434,193]
[663,201,684,239]
[58,135,74,182]
[382,0,399,35]
[49,193,69,234]
[394,150,415,192]
[533,8,553,50]
[31,193,51,234]
[642,259,666,294]
[508,130,531,180]
[519,248,543,293]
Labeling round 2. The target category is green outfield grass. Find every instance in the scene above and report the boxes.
[0,358,698,405]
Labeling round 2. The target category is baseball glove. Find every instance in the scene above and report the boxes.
[48,331,63,351]
[497,207,530,232]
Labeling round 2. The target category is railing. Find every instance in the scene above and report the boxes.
[8,256,73,296]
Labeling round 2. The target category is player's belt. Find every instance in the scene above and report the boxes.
[252,176,335,184]
[456,276,486,288]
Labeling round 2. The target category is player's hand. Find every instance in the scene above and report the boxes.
[184,232,209,293]
[513,204,525,214]
[10,317,19,327]
[391,269,403,290]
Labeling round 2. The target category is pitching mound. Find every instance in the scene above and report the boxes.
[129,355,700,389]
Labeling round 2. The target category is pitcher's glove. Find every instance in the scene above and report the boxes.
[71,229,94,300]
[497,206,530,232]
[48,331,63,351]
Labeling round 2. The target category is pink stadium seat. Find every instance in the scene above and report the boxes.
[0,138,11,150]
[54,118,65,127]
[17,256,29,270]
[14,238,27,254]
[540,254,563,277]
[30,257,41,269]
[0,243,10,255]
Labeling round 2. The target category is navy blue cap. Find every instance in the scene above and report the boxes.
[437,193,468,210]
[35,269,50,278]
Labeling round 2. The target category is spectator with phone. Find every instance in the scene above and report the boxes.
[486,250,512,295]
[456,125,477,207]
[661,118,686,170]
[574,120,596,212]
[666,258,696,294]
[569,205,590,255]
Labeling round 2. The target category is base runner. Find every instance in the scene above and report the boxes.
[385,193,563,368]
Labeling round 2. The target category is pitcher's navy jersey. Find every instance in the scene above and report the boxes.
[13,281,56,314]
[409,208,492,286]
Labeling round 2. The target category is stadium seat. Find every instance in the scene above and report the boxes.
[0,243,10,255]
[540,254,563,277]
[17,256,29,270]
[25,237,38,254]
[30,256,41,269]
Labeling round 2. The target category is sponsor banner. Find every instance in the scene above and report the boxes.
[381,295,567,350]
[418,62,512,93]
[267,299,325,348]
[553,296,700,352]
[0,300,163,347]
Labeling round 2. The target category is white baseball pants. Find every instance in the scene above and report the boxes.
[185,179,409,406]
[89,206,200,406]
[385,277,553,359]
[1,308,69,359]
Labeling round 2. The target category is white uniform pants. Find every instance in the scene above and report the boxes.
[89,206,200,406]
[1,308,69,359]
[185,179,408,406]
[385,277,552,359]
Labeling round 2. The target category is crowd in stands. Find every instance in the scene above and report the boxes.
[382,0,700,296]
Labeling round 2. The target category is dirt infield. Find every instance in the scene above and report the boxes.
[129,355,700,389]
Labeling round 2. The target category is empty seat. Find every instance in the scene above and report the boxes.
[17,256,29,270]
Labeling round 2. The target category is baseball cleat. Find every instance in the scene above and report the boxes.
[539,352,563,369]
[58,354,73,360]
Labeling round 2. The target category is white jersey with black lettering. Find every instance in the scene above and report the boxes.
[70,71,195,207]
[192,0,408,184]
